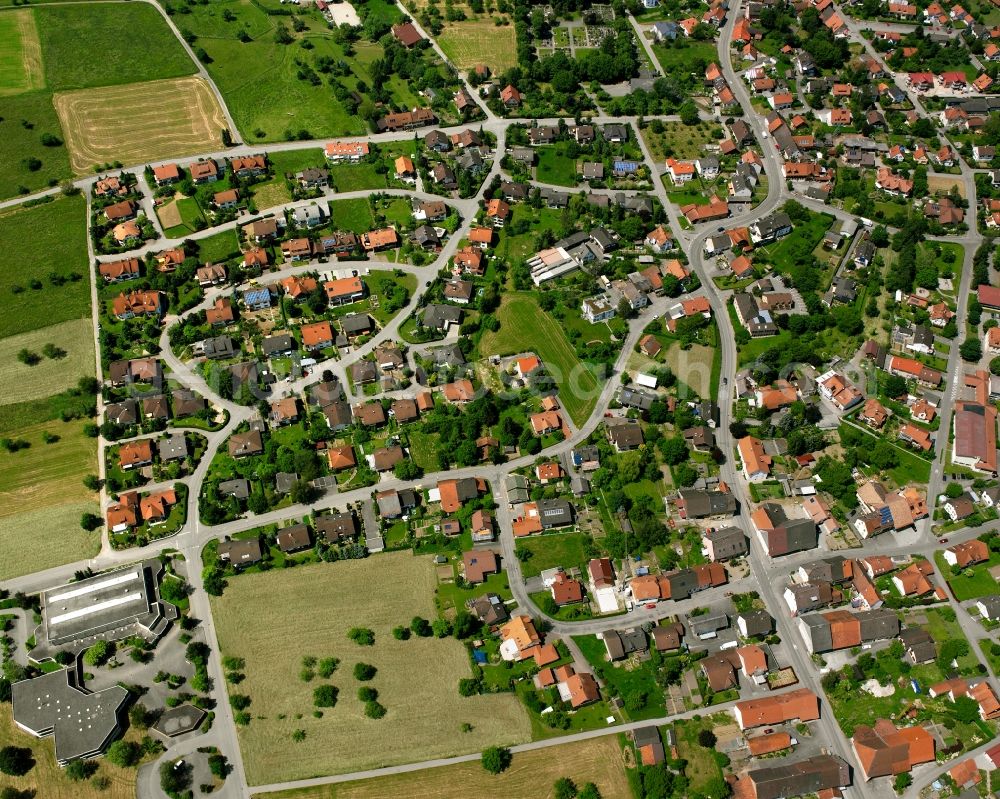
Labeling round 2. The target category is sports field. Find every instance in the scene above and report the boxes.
[211,553,530,785]
[251,736,631,799]
[54,76,227,174]
[478,293,602,426]
[0,10,43,95]
[0,702,137,799]
[0,318,94,406]
[0,195,89,338]
[35,3,197,91]
[437,20,518,72]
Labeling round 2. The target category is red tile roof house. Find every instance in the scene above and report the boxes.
[324,276,365,306]
[119,438,155,470]
[112,290,163,321]
[462,549,499,584]
[99,257,141,282]
[152,163,181,186]
[851,720,935,780]
[103,199,137,222]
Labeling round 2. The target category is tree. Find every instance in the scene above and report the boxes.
[432,618,452,637]
[945,482,965,499]
[660,437,689,466]
[697,728,718,748]
[105,739,140,768]
[160,760,191,795]
[883,374,907,398]
[679,100,700,125]
[80,512,103,531]
[353,662,377,681]
[358,686,378,702]
[392,625,410,640]
[313,684,339,707]
[481,746,512,774]
[84,640,111,667]
[554,777,578,799]
[578,784,602,799]
[65,759,96,781]
[0,747,32,776]
[961,338,983,362]
[953,694,981,723]
[364,700,387,718]
[411,616,432,637]
[208,753,228,779]
[893,772,912,793]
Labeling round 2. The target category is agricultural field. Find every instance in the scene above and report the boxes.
[0,318,94,406]
[250,735,631,799]
[479,293,601,425]
[437,20,519,72]
[55,76,227,174]
[0,10,43,95]
[211,553,531,785]
[35,3,197,91]
[0,499,99,581]
[170,0,373,141]
[0,702,138,799]
[0,195,90,338]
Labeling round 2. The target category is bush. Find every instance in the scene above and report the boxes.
[105,739,141,768]
[229,694,251,710]
[364,700,386,719]
[0,747,33,776]
[358,687,378,702]
[347,627,375,646]
[84,640,111,667]
[481,746,512,774]
[313,684,339,708]
[554,777,578,799]
[317,657,340,678]
[392,625,410,640]
[353,662,377,681]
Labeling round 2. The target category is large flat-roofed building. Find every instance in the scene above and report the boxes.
[37,559,176,653]
[12,669,129,764]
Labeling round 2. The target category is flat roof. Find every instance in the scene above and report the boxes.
[12,669,128,763]
[41,560,173,648]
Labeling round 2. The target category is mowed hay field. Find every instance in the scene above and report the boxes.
[54,76,227,174]
[479,293,601,426]
[212,553,531,785]
[437,20,518,72]
[0,10,43,95]
[0,702,140,799]
[0,500,99,581]
[664,342,714,398]
[0,318,94,406]
[252,736,632,799]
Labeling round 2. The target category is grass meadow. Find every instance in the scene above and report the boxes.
[211,553,530,785]
[176,0,370,141]
[0,499,99,581]
[0,195,90,338]
[36,3,196,91]
[249,736,632,799]
[478,293,601,426]
[0,10,43,95]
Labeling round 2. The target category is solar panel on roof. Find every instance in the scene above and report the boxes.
[879,506,893,524]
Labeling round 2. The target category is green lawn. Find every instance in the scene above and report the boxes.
[935,550,1000,600]
[479,293,601,426]
[651,40,717,80]
[196,228,242,263]
[0,91,73,201]
[330,197,375,234]
[249,147,326,208]
[675,716,729,796]
[329,163,388,192]
[36,4,197,91]
[0,195,89,338]
[514,532,589,578]
[406,429,441,472]
[162,196,205,237]
[436,569,512,616]
[762,212,835,273]
[535,143,579,187]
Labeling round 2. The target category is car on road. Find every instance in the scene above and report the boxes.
[939,538,948,544]
[645,603,657,609]
[722,378,728,385]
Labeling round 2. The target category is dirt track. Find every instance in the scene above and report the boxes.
[53,75,226,173]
